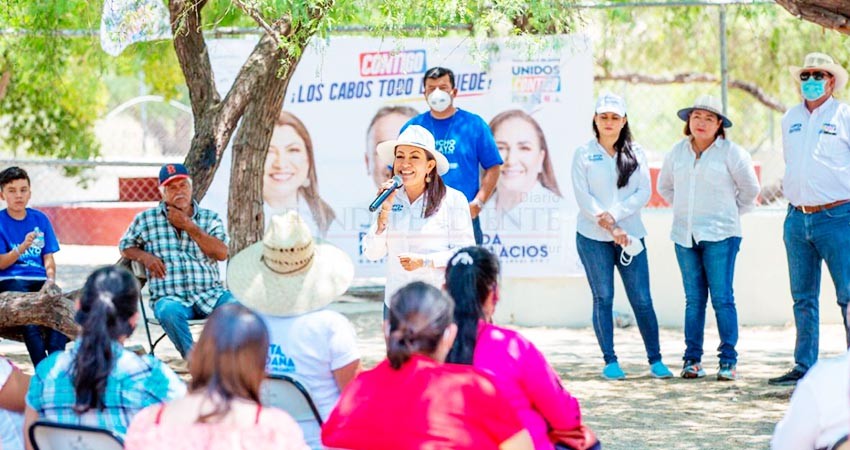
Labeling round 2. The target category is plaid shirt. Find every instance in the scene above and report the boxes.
[26,341,186,438]
[119,201,228,314]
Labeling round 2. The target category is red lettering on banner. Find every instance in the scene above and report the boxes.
[359,50,427,77]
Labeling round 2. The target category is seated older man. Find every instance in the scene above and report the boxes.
[119,163,233,359]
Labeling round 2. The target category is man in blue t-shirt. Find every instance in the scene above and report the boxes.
[0,166,67,366]
[401,67,503,244]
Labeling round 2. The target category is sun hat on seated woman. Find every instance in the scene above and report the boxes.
[226,211,354,316]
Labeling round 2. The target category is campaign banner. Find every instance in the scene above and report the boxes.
[203,35,594,277]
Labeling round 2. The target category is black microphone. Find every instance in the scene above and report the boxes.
[369,175,403,212]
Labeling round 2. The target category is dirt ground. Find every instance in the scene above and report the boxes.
[4,247,845,450]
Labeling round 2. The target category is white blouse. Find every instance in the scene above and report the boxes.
[571,139,651,241]
[658,137,759,248]
[362,185,475,305]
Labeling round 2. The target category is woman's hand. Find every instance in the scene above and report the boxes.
[611,227,631,247]
[596,212,615,232]
[398,253,425,271]
[375,179,398,234]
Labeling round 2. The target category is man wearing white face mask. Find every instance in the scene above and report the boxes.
[769,52,850,386]
[400,67,503,245]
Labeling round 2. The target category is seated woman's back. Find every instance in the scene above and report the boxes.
[24,266,185,444]
[323,355,524,450]
[322,282,532,450]
[125,394,307,450]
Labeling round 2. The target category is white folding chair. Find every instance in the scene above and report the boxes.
[260,374,323,426]
[28,420,124,450]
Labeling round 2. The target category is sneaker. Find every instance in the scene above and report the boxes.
[681,360,706,379]
[650,361,673,379]
[602,362,626,380]
[717,363,737,381]
[768,368,806,386]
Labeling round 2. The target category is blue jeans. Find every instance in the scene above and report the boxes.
[472,216,483,245]
[153,290,236,359]
[783,203,850,372]
[675,237,741,365]
[576,233,663,365]
[0,278,69,366]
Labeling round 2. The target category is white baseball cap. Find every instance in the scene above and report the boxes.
[595,92,627,116]
[376,125,450,175]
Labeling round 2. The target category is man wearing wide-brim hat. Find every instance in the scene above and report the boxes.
[769,52,850,386]
[227,211,361,448]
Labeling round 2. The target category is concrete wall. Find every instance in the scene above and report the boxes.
[494,208,842,328]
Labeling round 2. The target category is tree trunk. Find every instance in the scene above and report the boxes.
[0,284,78,341]
[777,0,850,33]
[227,39,298,255]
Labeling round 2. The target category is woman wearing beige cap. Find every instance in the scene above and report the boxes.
[226,211,361,449]
[658,95,759,382]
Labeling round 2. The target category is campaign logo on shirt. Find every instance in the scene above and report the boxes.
[267,344,296,373]
[436,139,456,155]
[788,123,803,134]
[588,154,603,162]
[392,204,403,212]
[820,123,838,135]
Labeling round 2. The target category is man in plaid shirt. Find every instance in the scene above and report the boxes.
[119,163,234,359]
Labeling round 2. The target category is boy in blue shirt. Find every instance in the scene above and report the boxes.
[0,167,67,366]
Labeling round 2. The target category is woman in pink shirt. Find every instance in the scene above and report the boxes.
[445,247,598,450]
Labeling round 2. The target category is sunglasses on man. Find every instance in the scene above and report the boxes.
[799,71,832,82]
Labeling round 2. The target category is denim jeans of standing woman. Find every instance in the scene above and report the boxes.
[675,236,741,365]
[576,233,664,370]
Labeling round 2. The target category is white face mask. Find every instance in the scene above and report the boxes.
[427,89,452,113]
[620,236,644,266]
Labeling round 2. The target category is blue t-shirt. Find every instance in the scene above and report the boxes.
[0,208,60,281]
[402,108,503,201]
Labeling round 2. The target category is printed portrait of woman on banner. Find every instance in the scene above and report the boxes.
[264,110,336,238]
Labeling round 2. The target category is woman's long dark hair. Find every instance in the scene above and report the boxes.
[72,266,140,414]
[386,282,454,370]
[444,247,500,365]
[189,303,269,423]
[592,119,638,188]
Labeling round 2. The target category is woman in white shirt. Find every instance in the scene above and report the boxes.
[571,92,673,381]
[363,125,475,313]
[658,95,759,381]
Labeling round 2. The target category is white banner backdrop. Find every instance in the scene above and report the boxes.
[203,35,593,278]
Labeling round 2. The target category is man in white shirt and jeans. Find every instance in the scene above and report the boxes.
[769,52,850,386]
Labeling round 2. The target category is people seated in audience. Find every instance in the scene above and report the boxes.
[0,356,27,450]
[771,349,850,450]
[444,246,597,450]
[227,211,360,449]
[23,266,185,448]
[322,281,534,450]
[124,303,309,450]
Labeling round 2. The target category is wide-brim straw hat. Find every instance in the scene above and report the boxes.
[227,211,354,317]
[789,52,848,93]
[677,95,733,128]
[376,124,450,176]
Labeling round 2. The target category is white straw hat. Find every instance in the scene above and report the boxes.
[677,95,733,128]
[376,125,450,176]
[227,211,354,317]
[789,52,848,92]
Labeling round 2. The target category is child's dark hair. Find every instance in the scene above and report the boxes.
[0,167,30,189]
[444,247,500,365]
[386,282,454,370]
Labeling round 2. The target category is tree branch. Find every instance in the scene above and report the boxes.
[0,285,78,340]
[169,0,220,119]
[230,0,283,45]
[0,69,10,101]
[776,0,850,34]
[595,72,787,113]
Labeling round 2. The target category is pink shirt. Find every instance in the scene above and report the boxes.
[474,322,582,450]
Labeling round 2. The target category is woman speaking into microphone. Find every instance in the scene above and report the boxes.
[363,125,475,316]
